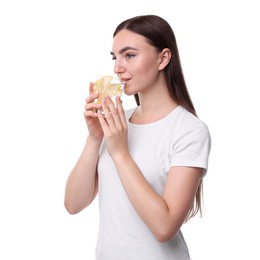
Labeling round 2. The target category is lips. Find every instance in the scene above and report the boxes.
[119,78,131,84]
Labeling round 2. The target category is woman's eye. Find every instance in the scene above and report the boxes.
[126,53,135,59]
[111,56,116,60]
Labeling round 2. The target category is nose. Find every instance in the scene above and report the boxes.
[113,59,125,75]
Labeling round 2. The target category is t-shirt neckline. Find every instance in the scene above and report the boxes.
[128,105,182,129]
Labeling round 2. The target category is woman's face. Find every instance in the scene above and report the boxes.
[111,29,162,96]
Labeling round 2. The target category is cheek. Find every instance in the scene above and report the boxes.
[134,57,158,77]
[127,56,160,92]
[139,60,159,83]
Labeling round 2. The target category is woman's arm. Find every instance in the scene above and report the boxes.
[113,153,203,242]
[64,83,104,214]
[64,136,101,214]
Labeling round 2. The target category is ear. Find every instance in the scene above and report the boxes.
[158,48,171,71]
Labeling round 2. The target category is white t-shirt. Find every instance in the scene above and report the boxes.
[96,105,211,260]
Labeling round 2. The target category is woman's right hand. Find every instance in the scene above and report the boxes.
[84,82,104,140]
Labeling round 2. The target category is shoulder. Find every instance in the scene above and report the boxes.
[169,107,211,174]
[174,106,210,137]
[167,106,211,152]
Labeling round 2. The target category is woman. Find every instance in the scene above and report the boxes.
[65,14,211,260]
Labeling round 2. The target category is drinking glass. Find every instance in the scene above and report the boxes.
[93,75,124,112]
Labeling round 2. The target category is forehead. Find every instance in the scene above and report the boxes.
[112,29,152,54]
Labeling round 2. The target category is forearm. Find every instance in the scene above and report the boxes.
[113,154,177,242]
[64,136,102,214]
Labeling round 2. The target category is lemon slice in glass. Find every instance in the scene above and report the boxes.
[93,75,124,104]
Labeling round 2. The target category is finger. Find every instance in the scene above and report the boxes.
[86,83,102,114]
[104,96,123,130]
[97,109,110,134]
[85,103,102,113]
[85,91,99,104]
[85,92,101,113]
[116,96,127,128]
[89,82,94,95]
[100,98,119,132]
[84,110,98,119]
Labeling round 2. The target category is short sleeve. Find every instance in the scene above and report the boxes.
[170,122,211,176]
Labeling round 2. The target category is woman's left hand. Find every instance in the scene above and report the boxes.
[97,95,129,160]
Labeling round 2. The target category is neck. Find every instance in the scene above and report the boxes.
[131,85,178,124]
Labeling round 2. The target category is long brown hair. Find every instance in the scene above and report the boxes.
[113,15,203,221]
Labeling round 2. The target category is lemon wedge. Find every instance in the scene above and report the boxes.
[93,75,123,104]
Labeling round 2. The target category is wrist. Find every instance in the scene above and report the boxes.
[112,151,131,165]
[86,135,103,146]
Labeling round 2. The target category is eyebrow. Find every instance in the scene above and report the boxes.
[110,46,138,56]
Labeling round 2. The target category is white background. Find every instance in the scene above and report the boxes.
[0,0,259,259]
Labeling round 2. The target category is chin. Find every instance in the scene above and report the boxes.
[123,88,133,96]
